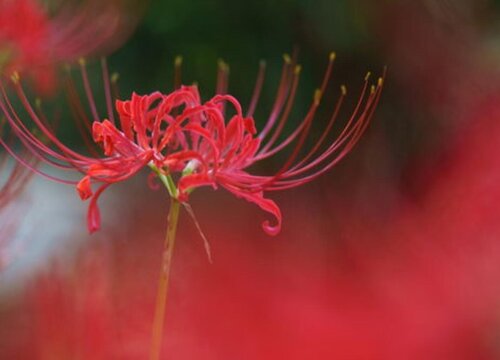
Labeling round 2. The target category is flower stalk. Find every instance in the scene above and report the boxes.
[150,196,181,360]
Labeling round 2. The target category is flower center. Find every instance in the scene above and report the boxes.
[182,159,200,176]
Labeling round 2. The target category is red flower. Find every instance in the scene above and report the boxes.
[0,55,383,235]
[0,0,49,88]
[0,0,144,93]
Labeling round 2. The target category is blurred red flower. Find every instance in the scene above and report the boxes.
[4,94,500,358]
[0,0,145,93]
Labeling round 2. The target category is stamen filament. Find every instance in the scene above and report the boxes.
[79,58,100,122]
[246,60,266,118]
[101,57,115,124]
[174,56,183,91]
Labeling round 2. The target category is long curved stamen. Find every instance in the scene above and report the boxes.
[111,72,121,100]
[79,58,100,122]
[1,75,114,183]
[246,60,266,118]
[0,136,77,185]
[319,52,336,94]
[288,84,346,171]
[257,54,294,141]
[286,72,372,175]
[216,59,230,116]
[65,70,101,156]
[258,64,302,154]
[253,89,322,189]
[0,122,37,203]
[285,74,379,176]
[266,76,384,190]
[0,83,79,168]
[0,154,35,207]
[254,54,336,161]
[8,77,94,162]
[101,57,115,124]
[174,56,183,91]
[216,59,229,96]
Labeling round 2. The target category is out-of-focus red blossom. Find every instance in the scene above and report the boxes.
[0,0,144,93]
[0,0,50,92]
[2,93,500,358]
[356,0,499,201]
[0,56,384,235]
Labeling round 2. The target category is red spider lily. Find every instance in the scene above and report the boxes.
[0,55,384,235]
[0,0,144,93]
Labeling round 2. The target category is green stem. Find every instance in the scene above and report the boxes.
[149,163,178,198]
[149,197,181,360]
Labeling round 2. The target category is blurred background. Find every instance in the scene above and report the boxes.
[2,0,500,358]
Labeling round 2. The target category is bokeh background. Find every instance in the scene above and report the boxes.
[2,0,500,358]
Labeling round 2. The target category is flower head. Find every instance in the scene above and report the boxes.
[0,54,383,234]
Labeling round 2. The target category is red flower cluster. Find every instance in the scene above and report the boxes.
[0,55,383,235]
[0,0,143,92]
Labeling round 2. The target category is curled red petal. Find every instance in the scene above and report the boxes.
[86,183,110,234]
[76,175,92,200]
[222,184,282,236]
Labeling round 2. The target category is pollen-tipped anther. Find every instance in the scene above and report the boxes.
[218,59,229,72]
[314,89,322,105]
[174,55,183,67]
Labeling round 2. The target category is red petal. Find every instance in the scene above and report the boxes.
[222,184,282,236]
[92,120,142,157]
[76,176,92,200]
[244,117,257,135]
[178,173,216,201]
[115,99,134,140]
[86,183,110,234]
